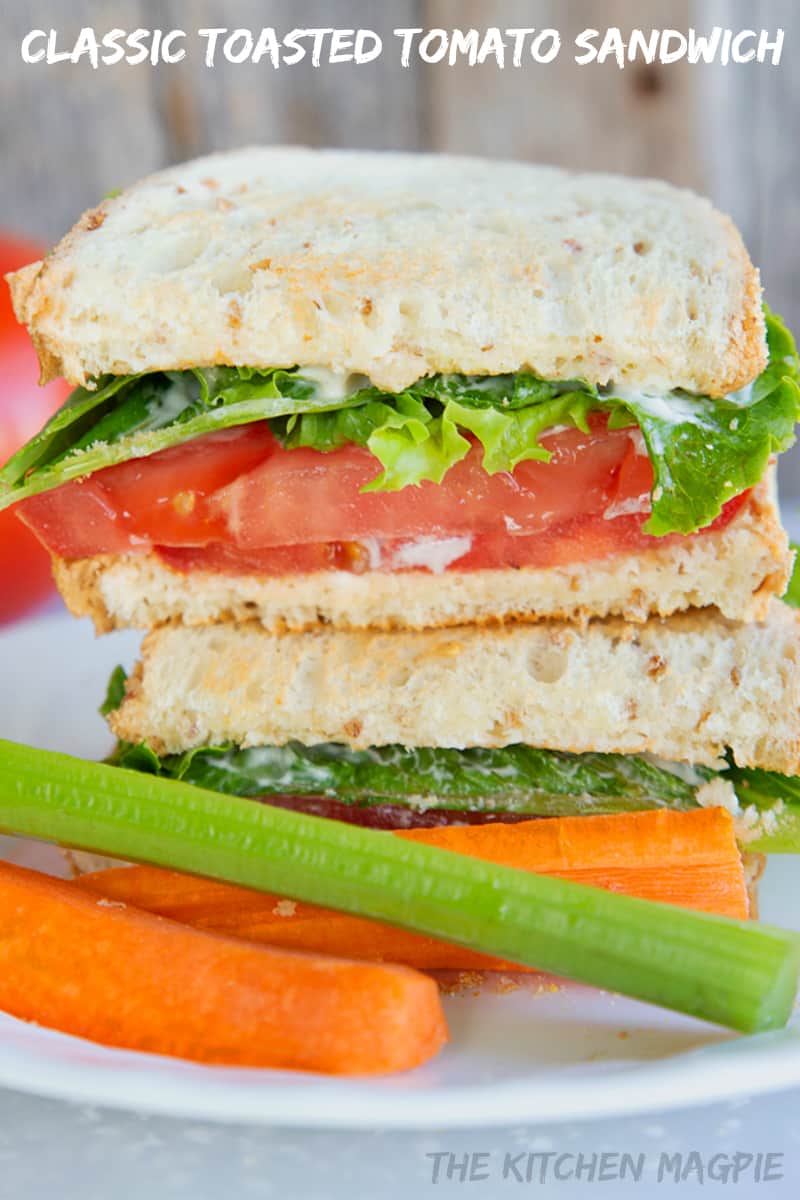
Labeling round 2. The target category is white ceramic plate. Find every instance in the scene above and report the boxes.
[1,611,799,1128]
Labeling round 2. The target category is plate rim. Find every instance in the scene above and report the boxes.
[1,1015,800,1127]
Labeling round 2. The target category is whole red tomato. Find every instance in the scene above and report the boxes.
[0,234,70,623]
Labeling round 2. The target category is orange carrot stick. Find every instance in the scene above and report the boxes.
[0,860,447,1073]
[75,808,748,971]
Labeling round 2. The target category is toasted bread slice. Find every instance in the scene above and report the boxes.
[110,600,800,773]
[52,472,791,633]
[8,147,764,396]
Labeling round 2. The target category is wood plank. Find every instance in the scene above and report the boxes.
[154,1,425,159]
[698,0,800,494]
[0,1,167,241]
[699,0,799,319]
[0,1,425,240]
[421,0,704,188]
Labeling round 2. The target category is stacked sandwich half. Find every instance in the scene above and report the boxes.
[4,148,800,886]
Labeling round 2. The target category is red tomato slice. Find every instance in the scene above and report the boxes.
[212,420,630,548]
[18,425,276,558]
[0,234,71,623]
[16,413,748,577]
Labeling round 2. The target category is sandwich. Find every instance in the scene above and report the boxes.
[2,149,795,632]
[3,148,800,891]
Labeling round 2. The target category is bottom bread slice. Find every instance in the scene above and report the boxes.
[110,600,800,773]
[53,473,791,633]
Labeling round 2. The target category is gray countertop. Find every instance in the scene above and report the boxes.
[2,1085,800,1198]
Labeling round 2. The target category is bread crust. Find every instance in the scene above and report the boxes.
[110,600,800,774]
[51,474,791,633]
[742,852,766,920]
[7,147,765,395]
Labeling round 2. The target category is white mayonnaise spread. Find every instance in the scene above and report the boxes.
[360,537,383,569]
[390,536,472,574]
[628,428,648,457]
[295,366,371,399]
[639,755,707,786]
[727,382,754,407]
[603,494,651,521]
[735,799,784,844]
[696,777,740,815]
[605,386,708,426]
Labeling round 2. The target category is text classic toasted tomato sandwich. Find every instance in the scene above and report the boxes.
[3,148,800,861]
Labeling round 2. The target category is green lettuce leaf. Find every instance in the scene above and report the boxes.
[2,309,798,538]
[783,544,800,608]
[115,739,707,816]
[99,664,129,716]
[271,380,598,490]
[108,734,800,850]
[0,366,368,506]
[623,311,800,534]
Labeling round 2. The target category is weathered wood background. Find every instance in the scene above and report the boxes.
[2,0,799,494]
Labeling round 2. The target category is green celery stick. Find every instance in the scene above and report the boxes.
[0,738,798,1033]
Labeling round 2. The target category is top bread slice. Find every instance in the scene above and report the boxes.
[8,147,764,396]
